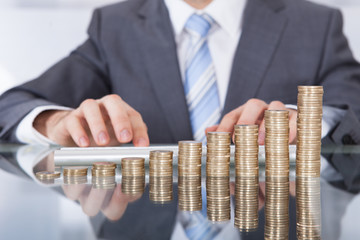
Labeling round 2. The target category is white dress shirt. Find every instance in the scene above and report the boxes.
[16,0,343,145]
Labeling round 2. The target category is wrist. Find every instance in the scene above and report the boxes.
[33,110,70,137]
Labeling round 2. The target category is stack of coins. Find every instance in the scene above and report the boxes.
[149,150,173,203]
[234,125,259,177]
[63,166,88,185]
[296,177,321,240]
[121,157,145,195]
[149,150,173,177]
[92,162,117,177]
[36,171,61,184]
[265,177,290,240]
[265,110,290,177]
[206,176,230,221]
[206,132,231,177]
[296,86,323,177]
[234,176,259,231]
[178,141,202,177]
[178,176,202,211]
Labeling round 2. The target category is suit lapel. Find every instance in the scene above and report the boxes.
[223,0,288,115]
[137,0,193,141]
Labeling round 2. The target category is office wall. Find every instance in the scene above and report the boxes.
[0,0,359,93]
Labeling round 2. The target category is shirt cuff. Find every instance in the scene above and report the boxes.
[285,104,346,139]
[16,105,73,146]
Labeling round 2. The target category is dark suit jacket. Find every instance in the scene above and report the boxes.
[1,0,360,144]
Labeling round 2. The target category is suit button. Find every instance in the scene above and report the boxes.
[342,134,355,145]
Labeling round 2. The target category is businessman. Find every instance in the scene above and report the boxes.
[0,0,360,147]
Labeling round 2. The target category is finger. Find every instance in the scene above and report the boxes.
[62,184,88,201]
[81,99,110,146]
[102,185,129,221]
[236,99,268,125]
[289,110,297,144]
[100,95,133,143]
[205,125,218,135]
[64,113,90,147]
[216,107,243,133]
[126,107,149,147]
[259,101,287,145]
[82,188,110,217]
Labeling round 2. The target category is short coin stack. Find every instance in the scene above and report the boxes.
[92,162,117,177]
[178,141,202,177]
[63,166,88,185]
[296,86,323,177]
[265,177,290,240]
[149,150,173,203]
[265,110,290,177]
[234,124,259,177]
[92,162,117,190]
[296,177,321,240]
[178,140,202,211]
[178,176,202,211]
[206,132,231,221]
[121,157,145,195]
[36,171,61,184]
[234,176,259,231]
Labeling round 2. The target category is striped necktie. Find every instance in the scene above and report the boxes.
[184,14,221,143]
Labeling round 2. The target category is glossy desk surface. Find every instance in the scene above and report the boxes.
[0,144,359,240]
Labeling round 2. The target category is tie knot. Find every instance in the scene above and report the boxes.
[185,14,214,38]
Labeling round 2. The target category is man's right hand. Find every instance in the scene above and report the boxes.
[33,94,149,147]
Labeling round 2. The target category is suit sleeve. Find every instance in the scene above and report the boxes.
[318,9,360,144]
[0,9,111,142]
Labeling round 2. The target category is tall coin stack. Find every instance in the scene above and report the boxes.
[265,177,290,240]
[206,132,231,221]
[296,86,323,177]
[149,150,173,203]
[178,141,202,211]
[121,157,145,195]
[234,124,259,177]
[92,162,117,190]
[265,110,290,177]
[296,177,321,240]
[234,176,259,231]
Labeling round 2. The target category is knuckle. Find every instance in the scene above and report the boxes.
[269,100,283,108]
[247,98,264,108]
[81,98,96,108]
[106,94,122,102]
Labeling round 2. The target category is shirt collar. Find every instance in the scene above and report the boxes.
[164,0,246,37]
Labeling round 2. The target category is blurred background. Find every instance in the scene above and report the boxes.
[0,0,359,94]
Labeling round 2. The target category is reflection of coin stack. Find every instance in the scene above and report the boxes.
[206,132,231,177]
[265,110,290,177]
[265,177,289,240]
[92,162,117,190]
[206,176,230,221]
[121,158,145,195]
[234,125,259,177]
[149,151,173,203]
[178,176,202,211]
[296,177,321,240]
[178,141,202,177]
[63,166,88,185]
[297,86,323,177]
[206,132,231,221]
[234,176,259,231]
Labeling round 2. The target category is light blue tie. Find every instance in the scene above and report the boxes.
[184,14,221,143]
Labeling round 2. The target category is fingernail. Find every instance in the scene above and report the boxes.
[137,138,148,147]
[120,129,131,141]
[98,131,108,145]
[79,137,88,147]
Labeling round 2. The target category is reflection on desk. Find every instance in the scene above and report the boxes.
[0,144,359,240]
